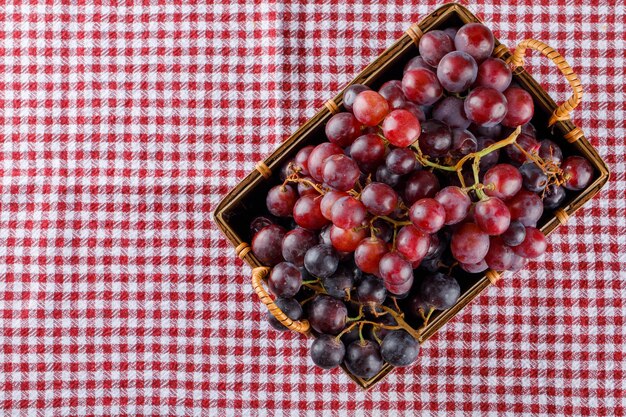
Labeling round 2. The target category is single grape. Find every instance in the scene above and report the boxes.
[409,198,446,234]
[372,219,393,243]
[501,220,526,247]
[329,225,367,252]
[404,170,441,205]
[304,244,339,278]
[543,184,566,210]
[521,123,537,138]
[323,265,356,299]
[325,112,362,147]
[454,23,494,63]
[460,259,488,273]
[344,340,384,379]
[375,165,401,187]
[382,109,421,147]
[419,30,455,66]
[320,190,348,221]
[343,84,371,112]
[538,139,563,165]
[361,182,398,216]
[509,253,527,272]
[322,154,361,191]
[484,163,523,200]
[331,196,367,230]
[308,295,347,335]
[395,225,429,263]
[293,194,330,230]
[437,51,478,93]
[308,142,343,182]
[354,238,388,276]
[474,197,511,235]
[484,236,515,270]
[355,274,387,305]
[250,216,275,236]
[379,252,413,286]
[474,57,512,92]
[562,156,594,190]
[432,96,471,129]
[519,163,548,193]
[267,298,303,331]
[401,102,426,122]
[378,80,407,109]
[501,87,534,128]
[451,222,490,264]
[404,56,434,73]
[310,334,345,369]
[464,87,508,127]
[266,184,298,217]
[419,272,461,310]
[450,128,478,158]
[252,225,286,266]
[386,148,418,175]
[507,189,543,227]
[419,119,452,157]
[350,133,386,170]
[353,90,390,126]
[282,228,318,266]
[512,226,547,259]
[435,186,472,225]
[402,68,443,106]
[505,133,540,166]
[408,293,430,319]
[268,262,302,298]
[380,330,420,367]
[294,145,314,176]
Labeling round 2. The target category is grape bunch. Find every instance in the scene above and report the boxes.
[250,22,595,378]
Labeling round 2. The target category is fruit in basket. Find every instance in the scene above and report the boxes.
[310,334,346,369]
[419,30,455,66]
[380,330,420,367]
[454,22,494,62]
[382,109,422,147]
[437,51,478,93]
[474,57,512,91]
[345,340,384,379]
[464,87,508,127]
[562,155,594,190]
[353,90,390,126]
[308,295,348,335]
[402,68,443,105]
[267,298,304,331]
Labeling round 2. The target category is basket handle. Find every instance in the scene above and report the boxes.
[507,39,583,127]
[251,266,310,334]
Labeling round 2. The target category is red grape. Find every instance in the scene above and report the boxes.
[402,68,443,106]
[477,137,501,171]
[521,123,537,138]
[501,87,534,127]
[562,156,594,190]
[474,197,511,235]
[474,58,512,92]
[297,178,320,196]
[404,56,433,73]
[419,120,452,157]
[294,145,314,176]
[329,225,367,252]
[451,222,490,264]
[409,198,446,234]
[250,216,275,236]
[386,148,418,175]
[378,80,407,109]
[404,170,440,205]
[325,112,362,147]
[454,23,494,63]
[396,225,429,262]
[512,226,547,258]
[470,123,502,139]
[505,133,540,166]
[432,96,471,129]
[293,194,330,230]
[361,182,398,216]
[460,259,488,273]
[401,102,427,122]
[509,253,527,272]
[538,139,563,165]
[464,87,508,127]
[350,133,387,170]
[484,236,515,270]
[444,27,458,40]
[268,262,302,298]
[437,51,478,93]
[379,252,413,285]
[331,196,367,229]
[266,184,298,217]
[507,189,543,227]
[419,30,455,66]
[354,237,388,275]
[252,224,286,266]
[484,163,523,200]
[322,154,360,191]
[352,90,390,126]
[308,142,343,182]
[282,228,318,266]
[320,190,347,220]
[382,109,421,147]
[435,186,472,225]
[343,84,371,112]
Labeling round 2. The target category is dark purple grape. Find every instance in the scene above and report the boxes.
[356,275,387,306]
[404,170,441,205]
[432,96,470,129]
[477,137,500,172]
[361,182,398,216]
[267,298,303,331]
[501,220,526,247]
[343,84,371,112]
[350,133,387,170]
[386,148,418,175]
[380,330,420,367]
[372,219,394,243]
[325,112,362,147]
[519,163,548,193]
[310,334,345,369]
[250,216,275,236]
[370,313,397,341]
[419,119,452,157]
[323,266,355,299]
[252,225,286,266]
[376,165,401,187]
[268,262,302,298]
[521,123,537,138]
[538,139,563,165]
[304,244,339,278]
[543,184,566,210]
[344,340,384,379]
[401,101,426,122]
[470,123,502,139]
[282,228,318,267]
[418,272,461,310]
[308,295,348,335]
[450,128,477,158]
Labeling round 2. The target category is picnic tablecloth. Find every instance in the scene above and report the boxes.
[0,1,624,416]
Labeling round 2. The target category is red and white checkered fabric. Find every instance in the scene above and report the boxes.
[0,1,624,415]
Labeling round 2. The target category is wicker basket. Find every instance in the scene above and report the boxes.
[214,3,609,389]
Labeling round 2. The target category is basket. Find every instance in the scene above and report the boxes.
[213,3,610,389]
